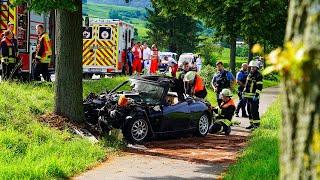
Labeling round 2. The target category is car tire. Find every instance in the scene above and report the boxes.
[196,113,210,137]
[123,118,149,144]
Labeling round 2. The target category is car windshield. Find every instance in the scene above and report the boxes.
[130,80,164,105]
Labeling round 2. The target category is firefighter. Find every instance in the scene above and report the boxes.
[243,60,263,129]
[209,88,236,135]
[1,30,17,80]
[33,24,52,81]
[131,42,142,77]
[235,63,249,117]
[183,71,207,99]
[211,61,235,105]
[1,30,16,79]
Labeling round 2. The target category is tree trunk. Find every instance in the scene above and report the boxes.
[54,0,84,122]
[248,38,254,63]
[280,0,320,179]
[229,37,236,75]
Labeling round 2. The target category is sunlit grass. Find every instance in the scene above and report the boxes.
[224,98,281,180]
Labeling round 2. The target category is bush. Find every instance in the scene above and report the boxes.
[236,46,249,57]
[199,65,216,86]
[203,54,218,66]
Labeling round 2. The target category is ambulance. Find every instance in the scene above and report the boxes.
[82,18,134,75]
[0,0,52,79]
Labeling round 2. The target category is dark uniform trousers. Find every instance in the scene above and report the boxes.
[247,98,260,125]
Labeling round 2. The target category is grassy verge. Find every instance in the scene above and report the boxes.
[0,77,129,179]
[223,98,281,180]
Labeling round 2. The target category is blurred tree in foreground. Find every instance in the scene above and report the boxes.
[265,0,320,178]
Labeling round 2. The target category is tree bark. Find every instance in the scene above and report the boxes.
[229,37,236,75]
[248,38,254,63]
[280,0,320,179]
[54,0,84,122]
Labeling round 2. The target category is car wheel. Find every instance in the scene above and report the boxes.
[196,114,210,137]
[123,118,149,144]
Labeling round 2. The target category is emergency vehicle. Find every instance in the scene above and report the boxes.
[82,18,134,74]
[0,0,52,79]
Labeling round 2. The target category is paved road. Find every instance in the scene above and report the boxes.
[76,87,280,180]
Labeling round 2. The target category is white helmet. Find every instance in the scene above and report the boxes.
[220,88,232,97]
[249,60,259,68]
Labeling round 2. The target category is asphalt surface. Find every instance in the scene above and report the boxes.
[75,87,280,180]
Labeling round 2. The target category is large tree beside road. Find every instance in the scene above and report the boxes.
[265,0,320,178]
[16,0,84,122]
[146,1,200,54]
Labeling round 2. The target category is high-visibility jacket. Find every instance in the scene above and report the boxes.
[36,32,52,63]
[0,37,16,63]
[214,98,236,127]
[193,74,205,93]
[243,71,263,98]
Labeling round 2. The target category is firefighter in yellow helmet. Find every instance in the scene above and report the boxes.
[33,24,52,81]
[209,88,236,135]
[243,60,263,129]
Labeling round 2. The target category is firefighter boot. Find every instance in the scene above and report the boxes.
[246,120,255,129]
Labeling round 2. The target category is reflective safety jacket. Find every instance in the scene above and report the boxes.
[193,74,205,94]
[0,37,16,63]
[214,98,236,127]
[36,32,52,63]
[243,71,263,98]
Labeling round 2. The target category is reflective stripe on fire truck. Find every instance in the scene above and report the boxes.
[82,38,95,66]
[0,0,16,34]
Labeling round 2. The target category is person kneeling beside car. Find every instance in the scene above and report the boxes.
[209,89,236,135]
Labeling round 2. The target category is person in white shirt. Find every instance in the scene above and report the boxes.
[196,55,202,72]
[142,42,151,74]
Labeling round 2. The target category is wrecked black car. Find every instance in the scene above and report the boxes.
[83,76,213,144]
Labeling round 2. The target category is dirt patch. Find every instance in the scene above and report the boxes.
[127,128,250,165]
[39,113,83,130]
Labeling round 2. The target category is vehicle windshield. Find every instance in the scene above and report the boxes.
[179,56,194,64]
[130,80,164,105]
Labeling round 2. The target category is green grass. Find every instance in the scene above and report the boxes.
[0,77,131,179]
[214,48,248,68]
[83,76,129,97]
[263,80,280,88]
[224,98,281,180]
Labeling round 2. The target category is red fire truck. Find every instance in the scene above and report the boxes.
[0,0,53,79]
